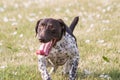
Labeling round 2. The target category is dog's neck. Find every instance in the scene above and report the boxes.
[54,32,75,47]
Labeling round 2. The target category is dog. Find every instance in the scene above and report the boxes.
[35,16,80,80]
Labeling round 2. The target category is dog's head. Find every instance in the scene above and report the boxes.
[35,18,66,43]
[35,18,66,56]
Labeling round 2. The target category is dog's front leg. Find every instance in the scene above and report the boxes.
[38,55,51,80]
[69,57,79,80]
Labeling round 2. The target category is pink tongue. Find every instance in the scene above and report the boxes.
[39,42,52,56]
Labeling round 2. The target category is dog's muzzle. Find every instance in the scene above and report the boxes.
[36,39,57,56]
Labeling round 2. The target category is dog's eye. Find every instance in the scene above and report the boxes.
[41,23,46,26]
[52,30,56,34]
[48,25,54,29]
[38,26,44,31]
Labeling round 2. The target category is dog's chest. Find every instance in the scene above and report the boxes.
[47,32,78,65]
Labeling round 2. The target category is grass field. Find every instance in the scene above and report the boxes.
[0,0,120,80]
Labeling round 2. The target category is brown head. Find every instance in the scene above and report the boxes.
[35,18,66,56]
[35,18,66,43]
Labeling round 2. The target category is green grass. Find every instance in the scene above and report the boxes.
[0,0,120,80]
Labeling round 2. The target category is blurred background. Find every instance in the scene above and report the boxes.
[0,0,120,80]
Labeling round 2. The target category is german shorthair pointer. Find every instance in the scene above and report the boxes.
[35,16,80,80]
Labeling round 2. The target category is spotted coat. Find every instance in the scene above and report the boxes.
[38,32,80,80]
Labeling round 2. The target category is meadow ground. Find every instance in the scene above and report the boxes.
[0,0,120,80]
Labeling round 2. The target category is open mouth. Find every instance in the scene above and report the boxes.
[36,39,57,56]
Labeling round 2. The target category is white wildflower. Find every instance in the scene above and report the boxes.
[97,39,104,44]
[12,71,17,75]
[83,11,87,15]
[102,43,107,46]
[97,6,102,11]
[96,14,100,18]
[27,17,35,22]
[107,43,112,48]
[118,50,120,53]
[29,18,35,22]
[107,6,111,11]
[3,17,9,22]
[3,4,7,9]
[86,28,91,32]
[63,17,68,21]
[78,12,83,17]
[102,9,106,13]
[99,74,111,79]
[85,40,90,43]
[99,74,105,78]
[102,28,106,31]
[12,31,17,35]
[81,18,86,22]
[0,7,4,12]
[55,8,61,12]
[21,45,25,48]
[0,49,2,53]
[84,69,91,75]
[102,20,110,24]
[88,14,93,20]
[102,27,112,31]
[29,13,36,17]
[23,2,30,8]
[19,34,23,38]
[68,3,73,7]
[14,3,19,9]
[39,11,42,14]
[18,14,22,19]
[90,24,94,28]
[0,42,2,46]
[65,9,70,14]
[0,65,7,69]
[11,22,18,26]
[81,7,84,11]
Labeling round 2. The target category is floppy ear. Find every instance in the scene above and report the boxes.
[35,19,42,36]
[57,19,66,35]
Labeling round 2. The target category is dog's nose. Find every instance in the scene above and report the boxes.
[39,38,45,42]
